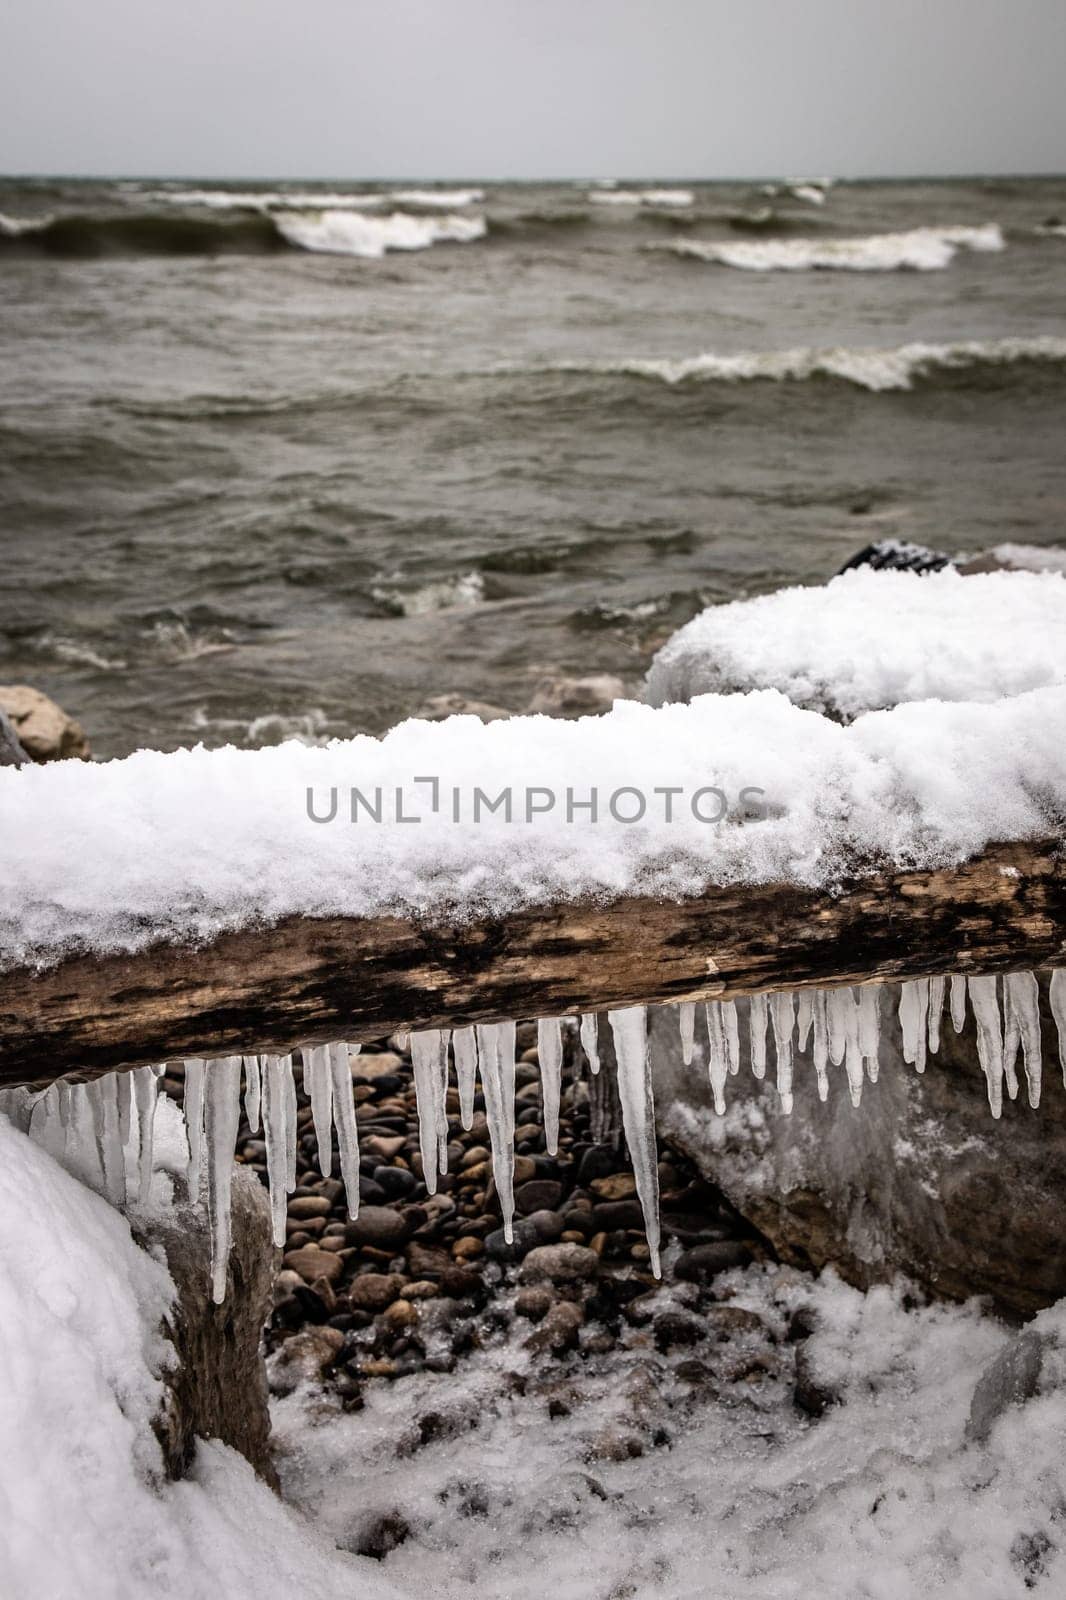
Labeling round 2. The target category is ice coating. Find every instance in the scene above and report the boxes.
[537,1019,563,1156]
[204,1055,242,1303]
[411,1029,446,1197]
[476,1020,517,1242]
[607,1006,661,1277]
[453,1025,478,1128]
[580,1013,600,1075]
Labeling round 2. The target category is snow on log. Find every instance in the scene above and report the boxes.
[1,837,1063,1088]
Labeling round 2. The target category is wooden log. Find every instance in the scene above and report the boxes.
[1,838,1063,1090]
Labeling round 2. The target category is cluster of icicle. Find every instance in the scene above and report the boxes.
[4,970,1063,1305]
[680,969,1066,1123]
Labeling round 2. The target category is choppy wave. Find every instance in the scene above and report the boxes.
[589,188,693,207]
[550,336,1066,393]
[759,179,833,206]
[0,206,485,259]
[149,186,484,212]
[655,223,1004,271]
[273,209,486,257]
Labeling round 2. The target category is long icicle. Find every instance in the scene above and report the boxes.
[436,1031,451,1177]
[770,991,795,1113]
[205,1055,242,1303]
[537,1018,563,1156]
[262,1053,290,1246]
[283,1055,298,1194]
[329,1041,361,1220]
[476,1021,517,1242]
[608,1005,661,1278]
[899,980,929,1074]
[950,974,968,1033]
[857,984,882,1083]
[749,993,768,1080]
[303,1044,334,1177]
[1004,971,1041,1108]
[704,1001,730,1114]
[453,1025,478,1129]
[411,1030,445,1197]
[243,1053,262,1135]
[811,990,830,1100]
[580,1012,600,1075]
[722,998,740,1076]
[968,975,1005,1118]
[927,977,946,1056]
[678,1003,696,1067]
[132,1065,161,1206]
[183,1058,206,1203]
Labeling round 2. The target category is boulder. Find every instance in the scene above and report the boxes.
[651,981,1066,1317]
[0,684,90,762]
[139,1167,278,1484]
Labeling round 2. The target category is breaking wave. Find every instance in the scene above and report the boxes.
[371,570,486,617]
[654,223,1005,271]
[0,207,486,259]
[273,209,486,257]
[147,186,484,211]
[589,188,693,207]
[549,336,1066,393]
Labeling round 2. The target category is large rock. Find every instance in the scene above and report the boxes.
[652,979,1066,1317]
[0,684,90,761]
[138,1167,278,1484]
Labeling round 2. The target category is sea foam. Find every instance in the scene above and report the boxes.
[273,209,486,258]
[655,223,1004,271]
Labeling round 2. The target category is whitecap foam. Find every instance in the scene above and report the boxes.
[656,223,1004,271]
[371,570,485,616]
[149,188,388,211]
[550,335,1066,393]
[0,211,51,236]
[389,188,484,208]
[589,188,694,207]
[274,209,486,258]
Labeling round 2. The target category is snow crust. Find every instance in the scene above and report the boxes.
[0,1114,399,1600]
[646,567,1066,719]
[275,1261,1066,1599]
[2,679,1065,965]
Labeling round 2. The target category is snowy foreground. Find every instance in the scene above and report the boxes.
[5,1105,1066,1600]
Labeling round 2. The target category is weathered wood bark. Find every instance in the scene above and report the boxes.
[1,839,1063,1090]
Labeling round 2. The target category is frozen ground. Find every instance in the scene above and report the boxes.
[274,1256,1066,1600]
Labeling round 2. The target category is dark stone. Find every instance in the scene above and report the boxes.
[576,1146,623,1187]
[794,1345,838,1418]
[485,1219,541,1261]
[592,1200,645,1231]
[653,1311,704,1350]
[347,1511,410,1560]
[515,1179,564,1215]
[345,1206,413,1251]
[674,1241,753,1282]
[357,1178,387,1206]
[787,1306,819,1343]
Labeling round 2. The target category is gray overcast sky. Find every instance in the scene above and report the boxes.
[1,0,1064,179]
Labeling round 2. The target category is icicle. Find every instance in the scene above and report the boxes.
[927,977,946,1056]
[968,976,1004,1118]
[722,999,740,1076]
[303,1044,333,1178]
[580,1012,600,1075]
[453,1025,478,1129]
[797,991,814,1053]
[811,990,829,1100]
[678,1003,696,1066]
[476,1021,517,1242]
[770,991,795,1114]
[115,1070,132,1150]
[436,1031,451,1176]
[824,988,846,1068]
[411,1030,446,1197]
[950,974,968,1033]
[899,980,929,1074]
[608,1006,661,1278]
[857,984,882,1082]
[205,1055,242,1303]
[86,1075,125,1204]
[283,1055,298,1193]
[132,1065,160,1206]
[183,1058,206,1202]
[537,1018,563,1156]
[1003,971,1041,1108]
[243,1053,262,1134]
[749,993,768,1079]
[1051,971,1066,1088]
[329,1041,361,1220]
[262,1054,291,1246]
[703,1002,730,1114]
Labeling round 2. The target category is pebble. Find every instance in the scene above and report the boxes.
[515,1285,554,1322]
[283,1245,344,1285]
[525,1300,584,1354]
[515,1179,563,1215]
[344,1206,414,1251]
[287,1195,332,1220]
[590,1173,637,1201]
[674,1241,754,1281]
[347,1272,406,1312]
[519,1243,600,1285]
